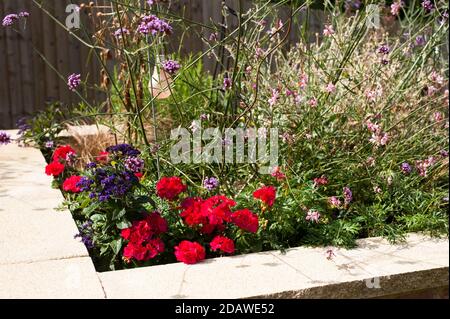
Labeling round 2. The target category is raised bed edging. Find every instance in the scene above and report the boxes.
[1,129,448,299]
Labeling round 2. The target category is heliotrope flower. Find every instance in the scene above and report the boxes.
[161,60,181,75]
[67,73,81,91]
[203,177,219,191]
[106,143,140,157]
[74,220,94,249]
[0,131,11,145]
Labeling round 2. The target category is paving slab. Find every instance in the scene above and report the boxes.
[98,233,449,299]
[0,131,88,264]
[0,257,105,299]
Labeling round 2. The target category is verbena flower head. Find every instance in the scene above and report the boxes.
[203,177,219,191]
[2,14,18,27]
[401,162,412,174]
[18,12,29,18]
[378,45,390,55]
[421,0,434,12]
[161,59,181,75]
[114,28,130,38]
[137,15,172,36]
[223,76,232,90]
[67,73,81,91]
[415,35,426,46]
[0,131,11,145]
[343,187,353,204]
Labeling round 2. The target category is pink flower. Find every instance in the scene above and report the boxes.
[328,196,341,208]
[433,112,443,122]
[391,1,403,16]
[299,73,308,89]
[271,166,286,180]
[268,88,280,106]
[309,97,318,107]
[325,82,336,93]
[306,210,320,223]
[323,24,334,37]
[326,249,336,260]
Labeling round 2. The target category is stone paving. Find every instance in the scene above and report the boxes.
[0,129,448,298]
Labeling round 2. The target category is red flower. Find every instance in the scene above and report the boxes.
[156,176,187,201]
[253,186,276,207]
[174,240,206,264]
[53,145,76,162]
[123,238,165,261]
[45,161,65,176]
[179,195,236,234]
[210,235,235,254]
[120,212,168,262]
[96,151,109,163]
[231,209,259,233]
[313,175,328,187]
[135,172,143,180]
[62,175,82,193]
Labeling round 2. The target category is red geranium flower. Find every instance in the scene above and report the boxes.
[179,195,236,234]
[96,151,109,163]
[174,240,205,264]
[253,186,276,207]
[135,172,143,180]
[120,212,168,262]
[62,175,82,193]
[52,145,76,162]
[231,209,259,233]
[156,176,187,201]
[123,238,165,261]
[45,161,65,176]
[210,235,235,254]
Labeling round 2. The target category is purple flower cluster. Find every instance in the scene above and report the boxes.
[106,143,140,157]
[77,168,138,202]
[401,162,412,174]
[2,12,29,27]
[223,76,232,90]
[74,220,94,249]
[161,60,181,75]
[421,0,434,12]
[15,117,31,141]
[137,15,172,36]
[378,45,390,55]
[0,131,11,145]
[67,73,81,91]
[2,14,18,27]
[124,156,144,173]
[114,28,130,38]
[415,35,426,46]
[344,0,362,11]
[203,177,219,191]
[343,187,353,205]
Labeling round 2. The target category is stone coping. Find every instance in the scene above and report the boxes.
[0,129,448,298]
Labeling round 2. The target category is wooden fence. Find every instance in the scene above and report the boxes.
[0,0,325,129]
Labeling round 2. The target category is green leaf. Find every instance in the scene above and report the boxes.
[110,239,123,255]
[116,220,132,229]
[112,208,126,221]
[90,214,106,223]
